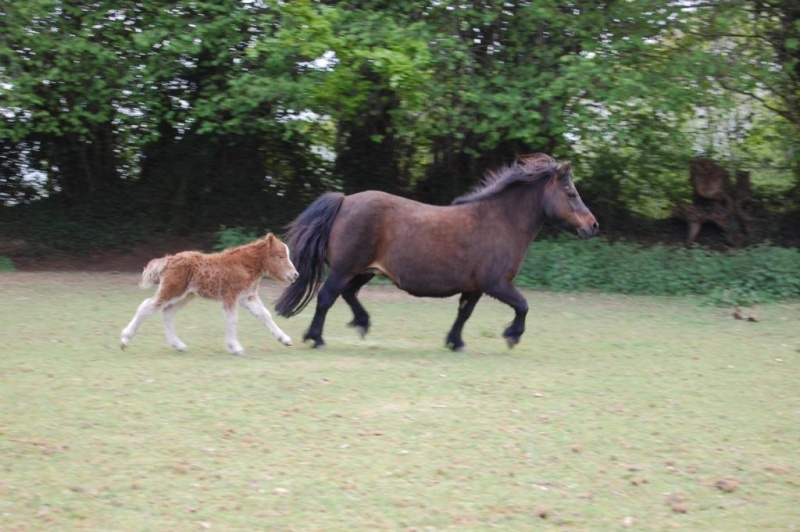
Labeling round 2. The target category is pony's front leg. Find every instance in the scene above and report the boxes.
[121,297,161,349]
[240,293,292,346]
[223,303,245,355]
[162,294,194,352]
[486,283,528,348]
[445,291,482,352]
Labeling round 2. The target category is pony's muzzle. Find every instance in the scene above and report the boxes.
[578,220,599,239]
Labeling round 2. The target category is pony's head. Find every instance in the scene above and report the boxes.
[264,233,300,284]
[540,159,598,239]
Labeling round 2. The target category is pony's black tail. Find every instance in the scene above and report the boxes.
[276,192,345,317]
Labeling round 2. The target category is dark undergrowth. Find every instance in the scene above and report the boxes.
[519,236,800,305]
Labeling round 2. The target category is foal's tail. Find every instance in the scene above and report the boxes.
[138,256,170,289]
[276,192,345,317]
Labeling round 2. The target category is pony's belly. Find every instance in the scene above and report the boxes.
[393,272,470,298]
[366,262,466,297]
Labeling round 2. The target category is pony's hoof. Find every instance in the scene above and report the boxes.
[504,335,520,348]
[302,331,325,348]
[445,337,465,352]
[281,337,293,347]
[171,343,188,352]
[120,336,130,350]
[348,321,369,338]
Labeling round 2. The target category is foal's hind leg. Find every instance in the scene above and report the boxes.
[486,283,529,348]
[162,293,194,352]
[342,274,374,338]
[240,293,293,347]
[445,291,482,352]
[304,273,350,348]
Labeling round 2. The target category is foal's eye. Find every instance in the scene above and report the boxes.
[567,191,578,199]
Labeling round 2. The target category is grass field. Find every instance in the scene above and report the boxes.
[1,272,798,530]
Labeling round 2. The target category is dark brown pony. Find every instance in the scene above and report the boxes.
[276,154,598,351]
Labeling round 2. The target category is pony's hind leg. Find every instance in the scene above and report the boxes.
[120,297,162,349]
[445,291,482,352]
[486,283,529,348]
[342,274,374,338]
[162,293,194,352]
[240,293,293,346]
[304,273,350,348]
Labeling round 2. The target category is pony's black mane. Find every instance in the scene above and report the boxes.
[452,153,566,205]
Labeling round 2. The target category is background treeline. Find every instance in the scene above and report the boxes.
[1,0,799,253]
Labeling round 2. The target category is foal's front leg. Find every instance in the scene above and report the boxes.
[162,294,194,352]
[223,302,245,355]
[240,293,293,346]
[121,297,161,349]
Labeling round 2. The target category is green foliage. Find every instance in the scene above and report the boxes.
[518,237,800,305]
[1,0,798,234]
[0,187,154,255]
[213,226,260,251]
[0,256,15,272]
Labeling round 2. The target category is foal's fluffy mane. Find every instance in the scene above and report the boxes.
[452,153,567,205]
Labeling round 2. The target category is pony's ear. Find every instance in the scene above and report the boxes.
[265,233,275,244]
[557,162,572,180]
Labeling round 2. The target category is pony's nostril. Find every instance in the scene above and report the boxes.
[592,221,599,231]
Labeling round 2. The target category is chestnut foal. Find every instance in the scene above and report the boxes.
[121,233,298,354]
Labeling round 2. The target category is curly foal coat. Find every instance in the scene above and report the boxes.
[120,233,299,354]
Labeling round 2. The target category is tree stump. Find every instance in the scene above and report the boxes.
[672,157,753,246]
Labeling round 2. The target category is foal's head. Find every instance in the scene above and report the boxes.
[540,159,599,239]
[263,233,300,284]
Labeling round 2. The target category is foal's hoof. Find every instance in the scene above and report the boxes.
[226,343,245,355]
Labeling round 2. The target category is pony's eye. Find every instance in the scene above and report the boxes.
[567,191,577,199]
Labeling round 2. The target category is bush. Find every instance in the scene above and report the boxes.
[213,226,261,251]
[0,256,15,271]
[518,237,800,305]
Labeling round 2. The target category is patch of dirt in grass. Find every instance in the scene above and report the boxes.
[10,236,212,272]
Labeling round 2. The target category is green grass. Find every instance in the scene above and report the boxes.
[1,273,799,530]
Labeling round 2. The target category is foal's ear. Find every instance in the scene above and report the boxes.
[265,232,275,244]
